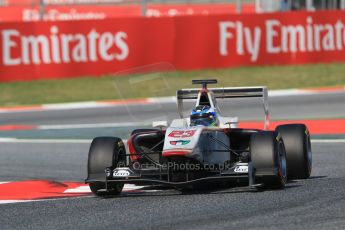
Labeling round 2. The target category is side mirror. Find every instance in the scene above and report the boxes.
[219,117,239,128]
[152,121,168,129]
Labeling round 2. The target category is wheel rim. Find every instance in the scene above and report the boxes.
[115,148,126,168]
[278,142,287,180]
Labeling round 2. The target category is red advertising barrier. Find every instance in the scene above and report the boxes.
[0,6,138,22]
[1,10,345,82]
[0,3,255,22]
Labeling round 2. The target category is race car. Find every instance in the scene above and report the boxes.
[85,79,312,196]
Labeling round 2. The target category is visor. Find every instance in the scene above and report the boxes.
[190,117,216,126]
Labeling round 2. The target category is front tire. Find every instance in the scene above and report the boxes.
[87,137,126,197]
[250,131,287,189]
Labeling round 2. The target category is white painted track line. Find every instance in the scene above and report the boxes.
[0,138,92,143]
[38,121,150,130]
[311,139,345,143]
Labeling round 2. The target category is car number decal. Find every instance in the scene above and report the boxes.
[168,130,196,138]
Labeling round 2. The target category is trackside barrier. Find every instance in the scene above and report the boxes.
[0,3,256,22]
[1,10,345,82]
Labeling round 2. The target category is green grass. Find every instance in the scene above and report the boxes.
[1,63,345,106]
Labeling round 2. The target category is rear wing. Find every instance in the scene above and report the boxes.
[176,86,269,130]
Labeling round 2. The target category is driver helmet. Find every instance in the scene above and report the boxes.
[190,105,218,127]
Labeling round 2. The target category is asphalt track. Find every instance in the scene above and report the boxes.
[1,91,345,126]
[0,142,345,229]
[0,91,345,229]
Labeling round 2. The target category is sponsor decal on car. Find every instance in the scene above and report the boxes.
[113,168,131,178]
[170,140,191,146]
[234,165,248,173]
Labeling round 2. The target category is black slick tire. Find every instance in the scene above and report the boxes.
[87,137,126,196]
[275,124,312,179]
[250,131,287,189]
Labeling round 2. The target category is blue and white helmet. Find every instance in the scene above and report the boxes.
[190,105,218,126]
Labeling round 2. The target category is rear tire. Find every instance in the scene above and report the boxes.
[275,124,312,179]
[250,131,287,189]
[87,137,126,197]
